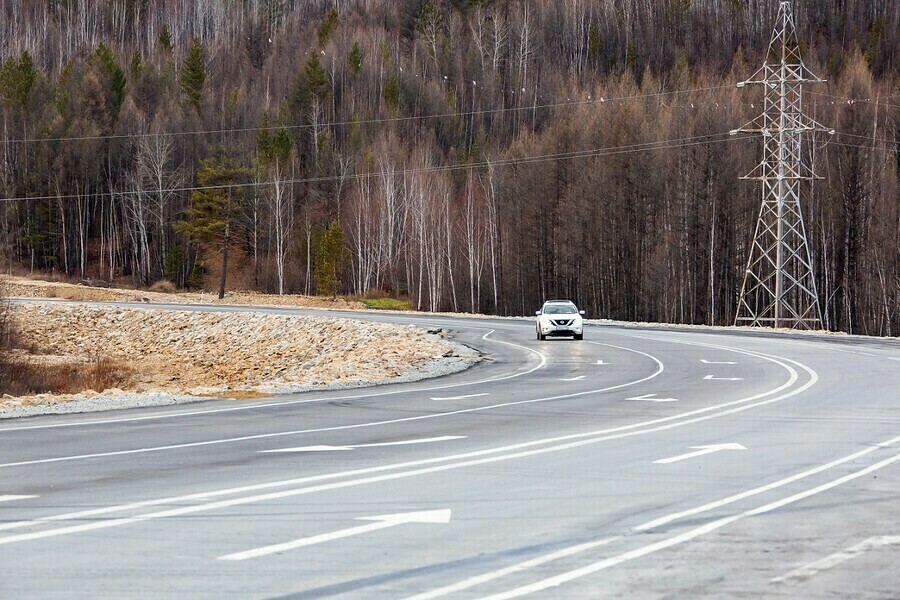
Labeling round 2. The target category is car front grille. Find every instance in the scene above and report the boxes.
[552,319,573,326]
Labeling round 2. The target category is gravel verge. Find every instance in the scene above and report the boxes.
[1,302,481,419]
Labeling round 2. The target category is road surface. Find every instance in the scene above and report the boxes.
[1,304,898,599]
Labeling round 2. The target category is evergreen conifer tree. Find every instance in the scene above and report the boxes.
[180,37,206,113]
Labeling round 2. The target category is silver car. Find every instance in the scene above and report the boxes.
[535,300,585,340]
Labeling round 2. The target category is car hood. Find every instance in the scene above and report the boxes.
[542,313,581,320]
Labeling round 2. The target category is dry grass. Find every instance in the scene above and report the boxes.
[149,279,177,293]
[0,354,134,397]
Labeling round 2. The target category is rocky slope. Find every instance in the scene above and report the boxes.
[2,302,477,416]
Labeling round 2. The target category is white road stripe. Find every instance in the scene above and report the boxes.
[0,345,813,544]
[430,393,489,401]
[403,537,621,600]
[477,451,900,600]
[559,376,586,381]
[0,495,37,503]
[772,536,900,583]
[260,436,466,453]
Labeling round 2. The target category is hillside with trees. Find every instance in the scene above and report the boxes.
[1,0,897,334]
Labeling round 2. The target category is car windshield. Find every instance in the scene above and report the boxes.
[544,305,577,314]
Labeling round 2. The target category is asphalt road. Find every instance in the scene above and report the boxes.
[1,304,898,599]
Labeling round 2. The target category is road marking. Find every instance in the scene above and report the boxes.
[0,342,661,470]
[218,509,451,561]
[476,450,900,600]
[0,495,36,503]
[654,443,746,464]
[0,328,547,433]
[0,345,812,544]
[430,393,489,401]
[704,375,744,381]
[559,376,586,381]
[635,432,900,532]
[700,359,737,364]
[772,536,900,583]
[626,394,678,403]
[260,436,466,453]
[263,445,353,452]
[594,360,607,365]
[403,537,621,600]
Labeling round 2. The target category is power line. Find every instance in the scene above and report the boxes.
[3,85,735,145]
[806,90,900,109]
[0,133,735,203]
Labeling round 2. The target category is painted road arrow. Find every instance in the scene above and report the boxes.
[626,394,678,403]
[218,509,452,560]
[431,393,489,401]
[654,443,747,464]
[0,495,36,503]
[260,436,465,453]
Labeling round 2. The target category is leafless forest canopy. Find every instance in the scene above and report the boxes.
[1,0,897,334]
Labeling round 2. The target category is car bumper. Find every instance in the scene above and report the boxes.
[540,326,582,336]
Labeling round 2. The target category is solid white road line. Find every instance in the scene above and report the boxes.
[772,536,900,583]
[653,443,747,464]
[0,342,660,470]
[635,433,900,532]
[0,495,36,503]
[260,436,466,453]
[219,509,451,561]
[477,450,900,600]
[704,375,744,381]
[701,359,738,364]
[402,537,621,600]
[0,346,812,544]
[430,393,489,401]
[559,376,586,381]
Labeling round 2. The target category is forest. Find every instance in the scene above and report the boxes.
[0,0,897,335]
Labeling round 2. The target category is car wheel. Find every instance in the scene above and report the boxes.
[574,333,583,340]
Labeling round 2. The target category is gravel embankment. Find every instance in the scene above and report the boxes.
[1,303,479,418]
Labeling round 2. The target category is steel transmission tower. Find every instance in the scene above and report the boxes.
[731,1,833,329]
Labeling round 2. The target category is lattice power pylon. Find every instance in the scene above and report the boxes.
[731,1,834,329]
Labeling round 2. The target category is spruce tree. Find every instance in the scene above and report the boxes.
[348,42,362,75]
[180,37,206,113]
[315,221,345,299]
[175,152,250,299]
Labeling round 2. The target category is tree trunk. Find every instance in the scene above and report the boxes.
[219,221,229,300]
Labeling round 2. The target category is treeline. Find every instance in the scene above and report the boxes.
[0,0,897,335]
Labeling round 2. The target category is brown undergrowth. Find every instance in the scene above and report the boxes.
[0,353,134,397]
[1,281,135,396]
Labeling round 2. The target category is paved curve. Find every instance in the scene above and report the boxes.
[1,303,898,599]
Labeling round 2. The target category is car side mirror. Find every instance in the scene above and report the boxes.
[579,310,585,315]
[535,310,541,316]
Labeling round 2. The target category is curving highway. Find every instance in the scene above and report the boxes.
[1,304,898,599]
